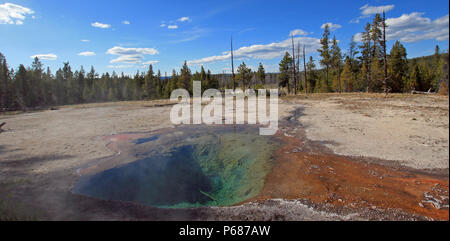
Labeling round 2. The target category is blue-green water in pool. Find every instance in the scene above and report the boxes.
[73,125,281,208]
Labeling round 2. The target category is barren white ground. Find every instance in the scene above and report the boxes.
[290,95,449,170]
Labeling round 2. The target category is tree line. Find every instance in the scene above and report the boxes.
[0,56,220,111]
[0,12,448,112]
[276,13,449,95]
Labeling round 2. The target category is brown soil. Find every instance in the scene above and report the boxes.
[250,132,449,220]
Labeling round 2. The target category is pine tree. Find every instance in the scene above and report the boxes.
[431,45,443,91]
[0,53,12,110]
[407,61,421,92]
[144,65,154,99]
[98,72,110,101]
[156,70,163,99]
[83,66,97,102]
[14,64,29,109]
[370,14,384,91]
[179,61,191,93]
[318,24,331,92]
[73,66,85,103]
[199,66,207,90]
[419,57,433,91]
[170,69,179,93]
[134,70,144,99]
[306,56,318,93]
[341,57,354,92]
[356,63,368,91]
[331,35,343,92]
[388,41,408,92]
[359,23,372,92]
[42,67,53,106]
[117,72,126,101]
[162,74,171,99]
[256,63,266,86]
[110,71,120,101]
[207,70,219,89]
[237,62,252,91]
[279,52,292,91]
[62,62,73,104]
[30,57,44,107]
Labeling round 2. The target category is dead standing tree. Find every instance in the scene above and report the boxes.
[303,45,308,94]
[231,37,236,91]
[297,42,301,94]
[291,36,297,95]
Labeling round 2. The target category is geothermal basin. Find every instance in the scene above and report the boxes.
[73,125,281,208]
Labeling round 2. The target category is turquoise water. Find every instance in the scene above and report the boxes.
[74,125,280,208]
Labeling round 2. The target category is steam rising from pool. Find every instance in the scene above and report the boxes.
[73,125,280,208]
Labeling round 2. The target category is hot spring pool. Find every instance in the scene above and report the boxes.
[73,125,281,208]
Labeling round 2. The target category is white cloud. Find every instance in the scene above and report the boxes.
[321,22,342,31]
[91,22,111,29]
[352,4,395,23]
[78,51,96,56]
[0,3,34,25]
[122,20,130,25]
[178,16,191,22]
[142,60,159,65]
[106,46,159,64]
[81,39,90,42]
[161,17,190,29]
[386,13,449,43]
[354,13,449,43]
[107,65,135,69]
[30,54,57,60]
[110,55,143,64]
[289,29,309,36]
[187,36,321,65]
[360,4,395,16]
[107,46,159,56]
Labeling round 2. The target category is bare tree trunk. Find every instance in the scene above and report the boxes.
[367,40,371,93]
[291,36,297,95]
[231,37,236,90]
[297,42,301,93]
[326,65,329,92]
[303,45,307,94]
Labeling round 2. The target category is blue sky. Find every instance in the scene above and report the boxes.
[1,0,449,75]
